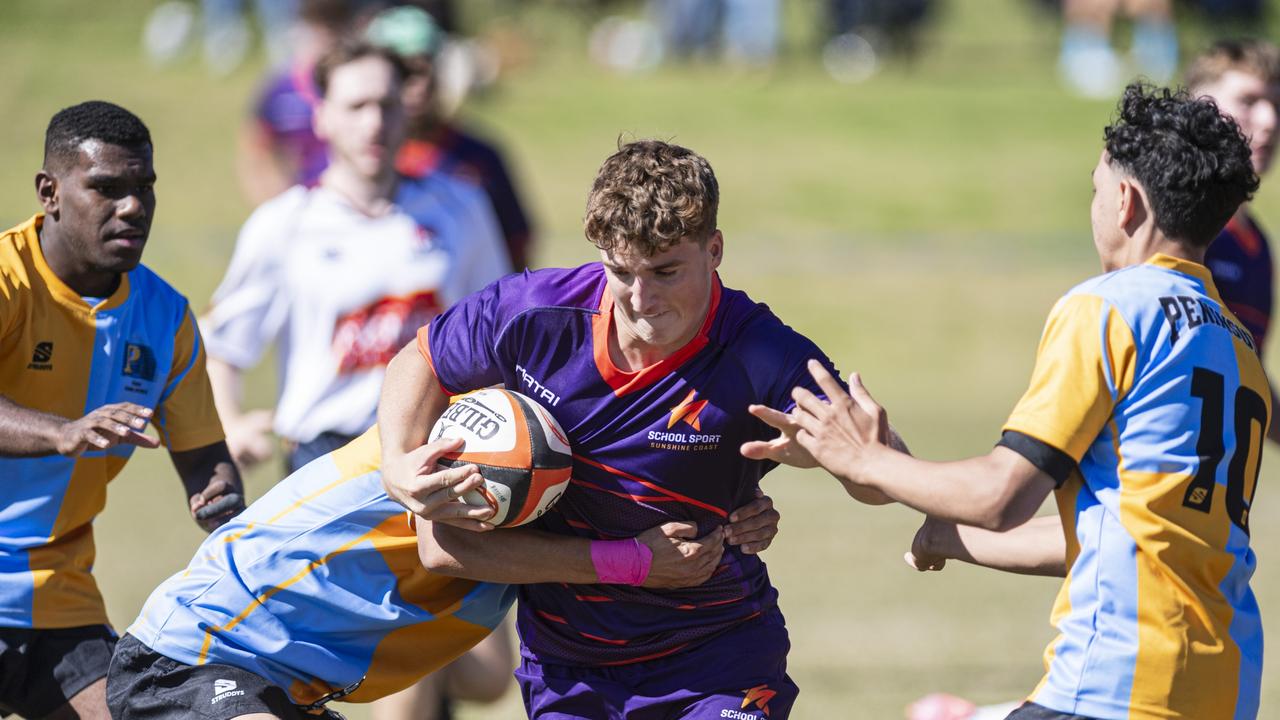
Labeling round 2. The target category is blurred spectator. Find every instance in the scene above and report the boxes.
[369,5,538,269]
[821,0,934,82]
[644,0,779,66]
[722,0,781,66]
[203,0,300,73]
[142,0,298,75]
[1058,0,1177,98]
[650,0,722,60]
[235,0,354,205]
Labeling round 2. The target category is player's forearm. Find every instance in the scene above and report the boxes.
[205,356,247,422]
[171,442,246,531]
[379,342,447,462]
[172,442,244,499]
[0,394,70,457]
[923,515,1067,577]
[852,446,1049,531]
[418,521,598,584]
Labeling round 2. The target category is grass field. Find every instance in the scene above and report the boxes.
[3,1,1280,717]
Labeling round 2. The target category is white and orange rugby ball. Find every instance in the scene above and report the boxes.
[430,388,572,527]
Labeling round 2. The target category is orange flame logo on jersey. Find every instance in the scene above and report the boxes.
[668,389,709,431]
[742,685,777,716]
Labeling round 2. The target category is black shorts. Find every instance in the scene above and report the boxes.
[1005,702,1100,720]
[0,624,116,718]
[107,634,346,719]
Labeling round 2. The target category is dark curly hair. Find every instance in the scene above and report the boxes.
[1104,83,1259,247]
[43,101,151,170]
[585,140,719,257]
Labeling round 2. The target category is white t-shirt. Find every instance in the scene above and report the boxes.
[203,175,511,442]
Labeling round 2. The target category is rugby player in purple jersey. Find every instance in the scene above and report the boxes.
[378,139,893,719]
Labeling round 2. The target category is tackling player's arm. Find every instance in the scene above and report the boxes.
[752,361,1058,531]
[170,441,246,532]
[753,294,1118,529]
[0,395,160,457]
[741,400,901,506]
[205,357,275,470]
[905,514,1067,577]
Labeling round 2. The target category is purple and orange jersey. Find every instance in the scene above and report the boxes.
[1205,211,1272,350]
[421,263,839,667]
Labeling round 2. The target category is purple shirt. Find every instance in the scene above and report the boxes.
[1205,211,1273,351]
[254,64,328,188]
[422,263,838,666]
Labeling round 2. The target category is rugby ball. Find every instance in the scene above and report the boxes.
[430,388,572,527]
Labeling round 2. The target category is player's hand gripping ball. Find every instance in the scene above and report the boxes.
[430,388,572,527]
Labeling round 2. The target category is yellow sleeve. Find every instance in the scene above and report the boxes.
[155,308,226,452]
[1004,293,1137,462]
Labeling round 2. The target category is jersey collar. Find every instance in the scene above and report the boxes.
[28,214,130,313]
[592,271,722,397]
[1145,252,1214,286]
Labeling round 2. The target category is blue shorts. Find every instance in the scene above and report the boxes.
[517,609,798,720]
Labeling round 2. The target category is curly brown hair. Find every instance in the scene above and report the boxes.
[584,140,719,256]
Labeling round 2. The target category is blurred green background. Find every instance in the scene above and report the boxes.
[2,0,1279,717]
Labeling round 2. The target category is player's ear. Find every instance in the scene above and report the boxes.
[707,230,723,270]
[35,170,58,217]
[1116,179,1140,234]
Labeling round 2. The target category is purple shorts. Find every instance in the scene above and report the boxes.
[517,609,798,720]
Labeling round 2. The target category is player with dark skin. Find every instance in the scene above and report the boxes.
[0,124,244,719]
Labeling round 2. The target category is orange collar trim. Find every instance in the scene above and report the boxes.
[591,274,722,397]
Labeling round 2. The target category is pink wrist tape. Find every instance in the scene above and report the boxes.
[590,538,653,585]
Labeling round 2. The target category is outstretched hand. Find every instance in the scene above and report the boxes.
[743,360,891,484]
[740,403,819,468]
[57,402,160,456]
[791,360,892,482]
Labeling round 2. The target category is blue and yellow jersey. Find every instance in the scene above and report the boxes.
[1002,254,1267,720]
[0,214,224,629]
[128,428,514,705]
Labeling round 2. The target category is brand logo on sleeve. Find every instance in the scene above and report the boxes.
[515,363,562,407]
[27,341,53,370]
